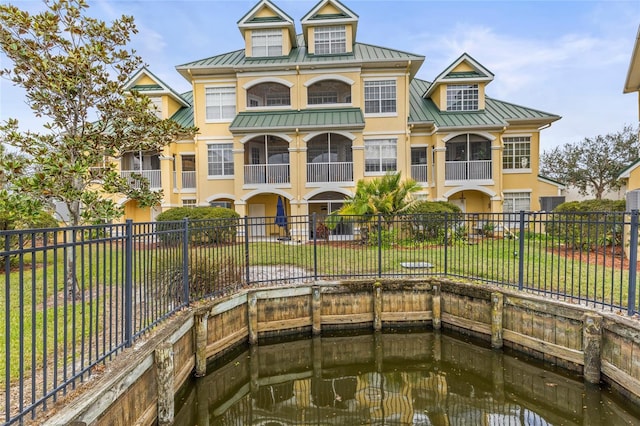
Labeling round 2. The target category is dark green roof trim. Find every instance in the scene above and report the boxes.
[237,0,295,26]
[409,78,560,128]
[247,16,287,23]
[618,158,640,179]
[538,175,566,187]
[309,13,350,19]
[131,84,163,91]
[445,71,485,79]
[229,107,364,132]
[169,92,194,128]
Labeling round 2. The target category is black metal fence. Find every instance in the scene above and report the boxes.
[1,211,639,424]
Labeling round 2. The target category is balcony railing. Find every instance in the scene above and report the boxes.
[307,162,353,183]
[244,164,290,184]
[411,164,428,183]
[445,160,492,181]
[121,170,162,189]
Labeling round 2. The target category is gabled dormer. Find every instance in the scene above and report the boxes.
[237,0,297,58]
[423,53,494,112]
[125,68,190,119]
[301,0,358,55]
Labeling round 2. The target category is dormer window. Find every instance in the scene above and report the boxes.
[447,84,479,111]
[308,79,351,105]
[314,26,346,54]
[247,82,290,107]
[251,29,283,57]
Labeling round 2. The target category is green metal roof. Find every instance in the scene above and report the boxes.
[169,92,194,128]
[445,71,486,79]
[131,84,163,91]
[229,107,364,132]
[176,37,423,76]
[409,78,560,128]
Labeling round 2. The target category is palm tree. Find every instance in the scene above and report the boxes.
[329,172,420,243]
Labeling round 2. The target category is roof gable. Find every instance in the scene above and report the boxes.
[618,158,640,180]
[301,0,358,23]
[623,25,640,93]
[237,0,297,48]
[125,67,190,107]
[423,53,494,98]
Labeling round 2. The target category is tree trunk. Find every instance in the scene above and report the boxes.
[65,230,81,301]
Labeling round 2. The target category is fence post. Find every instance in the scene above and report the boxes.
[244,216,250,285]
[377,213,382,278]
[124,219,133,348]
[628,210,638,316]
[443,212,448,276]
[182,218,190,306]
[312,213,318,281]
[518,210,525,291]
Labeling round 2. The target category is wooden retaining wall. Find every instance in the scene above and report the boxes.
[42,278,640,425]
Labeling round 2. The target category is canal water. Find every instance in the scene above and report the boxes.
[174,330,640,425]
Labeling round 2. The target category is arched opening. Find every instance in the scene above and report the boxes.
[244,135,290,184]
[445,134,492,181]
[247,82,291,107]
[306,133,353,183]
[307,79,351,105]
[308,191,353,240]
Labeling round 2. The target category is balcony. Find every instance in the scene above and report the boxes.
[411,164,428,183]
[121,170,162,189]
[244,164,290,185]
[445,160,492,182]
[307,162,353,183]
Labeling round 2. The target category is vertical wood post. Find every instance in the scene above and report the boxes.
[195,375,211,426]
[432,285,441,330]
[491,292,504,349]
[433,330,442,362]
[312,286,321,335]
[373,282,382,331]
[312,336,322,374]
[583,313,603,384]
[155,342,174,426]
[491,351,505,403]
[249,345,259,394]
[194,311,209,377]
[248,292,258,345]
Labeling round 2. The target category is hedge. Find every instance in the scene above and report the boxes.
[156,207,240,245]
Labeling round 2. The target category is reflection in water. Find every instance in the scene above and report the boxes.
[174,331,640,425]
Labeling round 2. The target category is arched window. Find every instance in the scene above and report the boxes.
[307,79,351,105]
[247,82,290,107]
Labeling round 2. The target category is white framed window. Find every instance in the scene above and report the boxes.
[210,201,232,209]
[503,192,531,213]
[364,80,396,114]
[205,87,236,121]
[182,199,197,208]
[365,139,397,174]
[446,84,479,111]
[149,97,162,118]
[251,29,282,57]
[503,136,531,170]
[207,143,234,177]
[246,82,290,108]
[314,25,346,54]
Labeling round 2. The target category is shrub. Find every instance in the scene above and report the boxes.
[156,207,240,245]
[547,199,626,249]
[155,253,243,302]
[406,201,462,243]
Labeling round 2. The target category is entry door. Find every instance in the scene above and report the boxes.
[248,204,266,237]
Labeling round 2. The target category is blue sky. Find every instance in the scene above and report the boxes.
[1,0,639,152]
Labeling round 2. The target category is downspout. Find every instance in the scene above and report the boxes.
[405,60,412,180]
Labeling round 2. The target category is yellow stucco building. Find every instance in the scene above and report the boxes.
[119,0,562,236]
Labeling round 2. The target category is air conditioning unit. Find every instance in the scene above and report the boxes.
[626,190,640,211]
[539,196,565,212]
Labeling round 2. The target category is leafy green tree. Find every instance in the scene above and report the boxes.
[0,0,195,297]
[329,172,420,243]
[540,125,639,199]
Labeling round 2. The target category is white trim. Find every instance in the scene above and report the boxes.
[443,186,498,199]
[503,189,533,193]
[361,73,404,78]
[235,70,297,78]
[197,135,234,141]
[303,187,354,200]
[246,105,294,111]
[305,102,353,109]
[240,189,293,202]
[299,67,361,75]
[503,169,532,174]
[501,132,533,137]
[239,133,292,144]
[442,131,496,142]
[243,77,293,90]
[205,193,236,203]
[193,78,237,84]
[304,74,354,87]
[362,131,402,137]
[302,130,356,142]
[409,144,429,148]
[178,152,195,156]
[364,112,398,118]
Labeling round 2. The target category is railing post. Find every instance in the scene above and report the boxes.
[377,213,382,278]
[124,219,133,348]
[182,218,190,306]
[518,210,525,291]
[244,216,250,285]
[628,210,638,316]
[312,213,318,281]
